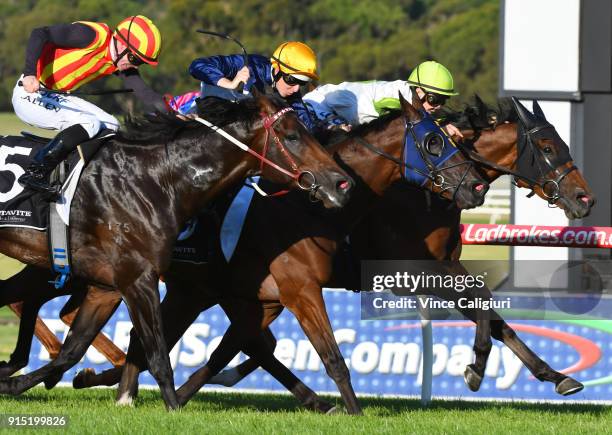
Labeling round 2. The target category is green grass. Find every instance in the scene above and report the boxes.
[0,113,54,137]
[0,112,52,137]
[0,388,607,435]
[0,322,18,362]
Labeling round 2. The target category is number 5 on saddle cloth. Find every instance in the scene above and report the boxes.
[0,129,113,287]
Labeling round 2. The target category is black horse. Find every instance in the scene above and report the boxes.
[0,92,353,409]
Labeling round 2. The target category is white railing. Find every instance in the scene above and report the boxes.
[462,189,510,224]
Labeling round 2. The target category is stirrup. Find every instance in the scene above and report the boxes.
[19,174,61,201]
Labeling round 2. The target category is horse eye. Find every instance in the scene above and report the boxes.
[285,133,299,142]
[426,134,444,156]
[543,146,553,154]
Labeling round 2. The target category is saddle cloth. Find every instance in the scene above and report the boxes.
[0,130,112,229]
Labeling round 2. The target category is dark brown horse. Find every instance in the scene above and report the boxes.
[1,93,489,411]
[0,92,354,409]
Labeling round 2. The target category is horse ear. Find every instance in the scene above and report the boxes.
[250,86,261,98]
[400,90,421,122]
[470,94,487,124]
[410,87,425,111]
[511,97,537,130]
[532,100,547,121]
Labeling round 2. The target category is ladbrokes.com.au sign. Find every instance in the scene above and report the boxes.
[27,289,611,402]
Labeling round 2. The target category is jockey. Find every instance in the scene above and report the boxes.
[303,60,463,138]
[14,15,165,198]
[188,41,319,127]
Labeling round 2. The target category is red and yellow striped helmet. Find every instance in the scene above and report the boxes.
[114,15,161,66]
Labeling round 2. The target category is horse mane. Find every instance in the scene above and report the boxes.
[117,112,200,144]
[436,96,518,131]
[316,109,407,146]
[349,109,404,136]
[117,94,288,144]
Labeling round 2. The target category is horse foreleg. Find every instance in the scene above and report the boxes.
[118,270,181,410]
[490,320,584,396]
[224,301,335,414]
[116,282,208,406]
[286,285,362,415]
[176,320,245,406]
[59,292,126,367]
[208,326,277,387]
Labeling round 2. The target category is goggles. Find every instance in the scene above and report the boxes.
[281,73,309,86]
[421,91,449,107]
[127,51,145,66]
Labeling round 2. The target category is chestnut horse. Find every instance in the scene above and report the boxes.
[0,92,354,409]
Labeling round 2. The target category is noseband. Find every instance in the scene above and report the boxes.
[259,107,319,193]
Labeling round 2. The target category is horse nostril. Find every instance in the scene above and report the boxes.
[337,180,350,191]
[473,183,486,194]
[577,194,591,206]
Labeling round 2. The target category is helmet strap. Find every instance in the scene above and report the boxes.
[112,37,127,67]
[272,66,283,84]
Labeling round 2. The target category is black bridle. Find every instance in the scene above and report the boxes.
[458,121,576,206]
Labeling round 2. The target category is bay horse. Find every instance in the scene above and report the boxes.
[1,92,489,411]
[0,91,355,409]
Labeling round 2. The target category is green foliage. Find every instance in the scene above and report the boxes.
[0,0,500,113]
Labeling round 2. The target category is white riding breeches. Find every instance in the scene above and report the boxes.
[12,76,120,139]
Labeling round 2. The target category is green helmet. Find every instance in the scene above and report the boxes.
[407,61,458,96]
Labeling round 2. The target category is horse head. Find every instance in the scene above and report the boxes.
[399,91,489,209]
[510,97,594,219]
[248,88,353,208]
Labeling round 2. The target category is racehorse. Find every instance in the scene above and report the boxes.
[0,91,355,409]
[1,92,489,411]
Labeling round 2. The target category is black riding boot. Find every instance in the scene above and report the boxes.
[18,124,90,199]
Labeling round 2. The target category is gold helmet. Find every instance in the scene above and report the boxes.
[270,41,319,82]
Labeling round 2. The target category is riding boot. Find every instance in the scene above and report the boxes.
[18,124,90,199]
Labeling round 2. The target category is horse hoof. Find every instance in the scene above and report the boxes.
[116,391,135,407]
[464,364,483,392]
[325,405,341,415]
[556,377,584,396]
[43,373,63,390]
[73,368,96,389]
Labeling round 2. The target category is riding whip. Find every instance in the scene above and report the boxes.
[196,30,250,94]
